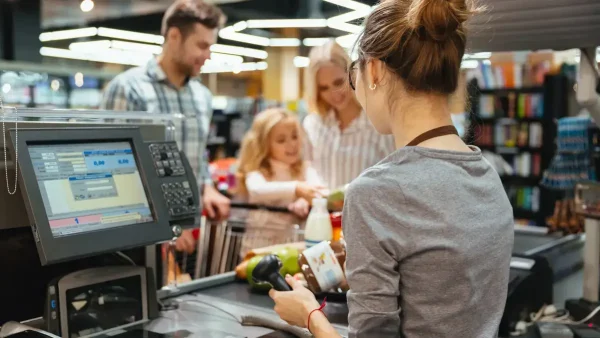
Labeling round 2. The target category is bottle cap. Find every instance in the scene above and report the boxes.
[312,197,327,208]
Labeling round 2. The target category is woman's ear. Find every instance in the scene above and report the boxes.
[367,59,386,88]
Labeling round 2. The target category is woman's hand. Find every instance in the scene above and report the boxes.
[295,182,325,202]
[269,275,321,328]
[288,198,310,218]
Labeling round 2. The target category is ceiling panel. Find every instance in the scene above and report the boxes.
[469,0,600,52]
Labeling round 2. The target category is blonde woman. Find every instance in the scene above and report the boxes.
[303,41,395,190]
[236,108,324,255]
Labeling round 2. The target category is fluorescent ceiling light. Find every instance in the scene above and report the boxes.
[293,56,310,68]
[97,27,164,45]
[219,26,270,46]
[327,20,363,34]
[69,40,111,52]
[201,62,266,74]
[256,62,268,70]
[246,19,328,29]
[303,38,331,47]
[461,60,479,69]
[209,53,244,64]
[210,44,268,59]
[39,27,98,42]
[323,0,371,11]
[233,21,248,32]
[328,8,372,23]
[269,38,301,47]
[464,52,492,60]
[336,34,358,48]
[40,47,152,67]
[111,40,163,54]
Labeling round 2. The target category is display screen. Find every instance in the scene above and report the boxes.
[66,275,144,338]
[28,141,153,237]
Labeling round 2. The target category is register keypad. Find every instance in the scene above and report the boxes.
[161,181,197,217]
[149,141,198,219]
[149,142,187,177]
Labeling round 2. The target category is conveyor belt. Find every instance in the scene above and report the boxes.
[199,281,350,326]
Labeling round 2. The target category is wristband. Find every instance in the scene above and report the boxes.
[307,297,327,333]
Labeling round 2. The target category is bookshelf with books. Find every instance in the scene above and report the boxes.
[469,74,569,227]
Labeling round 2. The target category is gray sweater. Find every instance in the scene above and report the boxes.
[343,146,514,338]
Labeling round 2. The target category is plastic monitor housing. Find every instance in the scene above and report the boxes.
[8,127,172,265]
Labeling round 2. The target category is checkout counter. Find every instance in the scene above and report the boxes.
[0,110,325,338]
[0,109,587,338]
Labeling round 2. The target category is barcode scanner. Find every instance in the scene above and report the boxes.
[252,255,292,291]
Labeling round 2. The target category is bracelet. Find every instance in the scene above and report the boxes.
[307,297,327,333]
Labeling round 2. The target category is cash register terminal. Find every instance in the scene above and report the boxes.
[1,127,197,338]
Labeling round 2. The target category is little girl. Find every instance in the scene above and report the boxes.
[236,108,324,255]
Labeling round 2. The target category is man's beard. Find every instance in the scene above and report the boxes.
[175,59,195,78]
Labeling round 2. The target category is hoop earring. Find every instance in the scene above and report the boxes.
[369,83,377,91]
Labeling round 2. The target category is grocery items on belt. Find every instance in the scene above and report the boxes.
[239,246,302,290]
[304,198,333,248]
[327,184,348,211]
[298,240,347,294]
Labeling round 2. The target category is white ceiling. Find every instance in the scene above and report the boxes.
[469,0,600,52]
[42,0,247,29]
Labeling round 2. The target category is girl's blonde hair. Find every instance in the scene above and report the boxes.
[305,41,358,117]
[236,108,305,196]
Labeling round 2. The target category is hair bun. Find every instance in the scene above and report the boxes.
[408,0,470,42]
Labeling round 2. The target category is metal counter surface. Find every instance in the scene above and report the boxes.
[198,281,350,326]
[147,277,349,338]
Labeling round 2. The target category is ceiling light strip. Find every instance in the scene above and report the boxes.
[323,0,371,11]
[328,8,372,23]
[246,19,328,29]
[39,27,98,42]
[327,20,363,34]
[210,44,268,59]
[97,27,164,45]
[269,38,301,47]
[219,27,270,46]
[303,38,331,47]
[293,56,310,68]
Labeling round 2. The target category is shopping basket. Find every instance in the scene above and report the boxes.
[163,203,304,285]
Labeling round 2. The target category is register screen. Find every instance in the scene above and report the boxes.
[28,141,153,237]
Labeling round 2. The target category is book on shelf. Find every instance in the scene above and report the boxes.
[469,61,550,89]
[508,186,540,213]
[479,93,543,118]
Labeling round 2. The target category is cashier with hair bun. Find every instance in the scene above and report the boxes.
[269,0,514,337]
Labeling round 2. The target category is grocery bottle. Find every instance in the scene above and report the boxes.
[298,240,347,294]
[304,197,332,248]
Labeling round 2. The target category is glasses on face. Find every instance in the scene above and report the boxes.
[348,60,358,91]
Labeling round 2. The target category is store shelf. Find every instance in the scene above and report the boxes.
[473,145,543,154]
[478,87,544,95]
[513,208,538,219]
[501,175,542,186]
[476,117,546,123]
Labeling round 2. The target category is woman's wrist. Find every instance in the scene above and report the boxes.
[303,299,322,328]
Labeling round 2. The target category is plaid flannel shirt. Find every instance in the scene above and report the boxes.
[100,58,213,186]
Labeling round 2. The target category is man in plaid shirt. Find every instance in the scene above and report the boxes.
[101,0,230,253]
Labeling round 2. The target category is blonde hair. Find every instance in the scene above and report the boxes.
[305,41,357,117]
[236,108,305,196]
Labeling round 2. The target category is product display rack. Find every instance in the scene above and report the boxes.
[468,74,570,227]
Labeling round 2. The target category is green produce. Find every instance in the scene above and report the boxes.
[327,184,348,211]
[246,247,301,290]
[273,247,301,275]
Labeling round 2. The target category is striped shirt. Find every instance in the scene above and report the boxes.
[303,110,396,190]
[100,58,212,185]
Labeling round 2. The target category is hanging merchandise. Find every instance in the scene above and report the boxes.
[541,116,596,191]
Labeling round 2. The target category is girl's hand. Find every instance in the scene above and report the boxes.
[295,182,325,202]
[269,275,321,328]
[288,198,310,218]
